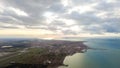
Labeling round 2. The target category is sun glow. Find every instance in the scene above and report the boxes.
[43,12,53,18]
[43,12,58,24]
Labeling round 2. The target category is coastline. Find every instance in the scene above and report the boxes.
[1,39,88,68]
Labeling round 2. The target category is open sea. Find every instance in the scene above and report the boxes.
[60,38,120,68]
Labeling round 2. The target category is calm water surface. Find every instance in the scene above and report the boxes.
[60,38,120,68]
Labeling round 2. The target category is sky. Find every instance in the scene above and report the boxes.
[0,0,120,39]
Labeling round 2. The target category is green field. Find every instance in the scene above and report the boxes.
[0,48,46,67]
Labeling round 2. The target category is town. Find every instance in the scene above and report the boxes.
[0,38,88,68]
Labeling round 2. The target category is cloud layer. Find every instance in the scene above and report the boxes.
[0,0,120,36]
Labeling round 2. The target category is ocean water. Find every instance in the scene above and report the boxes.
[60,38,120,68]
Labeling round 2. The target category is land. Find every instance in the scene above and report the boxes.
[0,38,88,68]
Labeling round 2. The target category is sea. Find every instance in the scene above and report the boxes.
[59,38,120,68]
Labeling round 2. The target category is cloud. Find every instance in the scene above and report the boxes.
[0,0,120,36]
[7,7,28,17]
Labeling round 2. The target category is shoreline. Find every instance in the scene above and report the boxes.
[0,39,88,68]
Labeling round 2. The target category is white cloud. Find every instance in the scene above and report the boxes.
[0,4,4,13]
[43,11,59,24]
[106,0,119,3]
[8,7,29,17]
[43,12,53,18]
[67,3,98,14]
[61,0,69,7]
